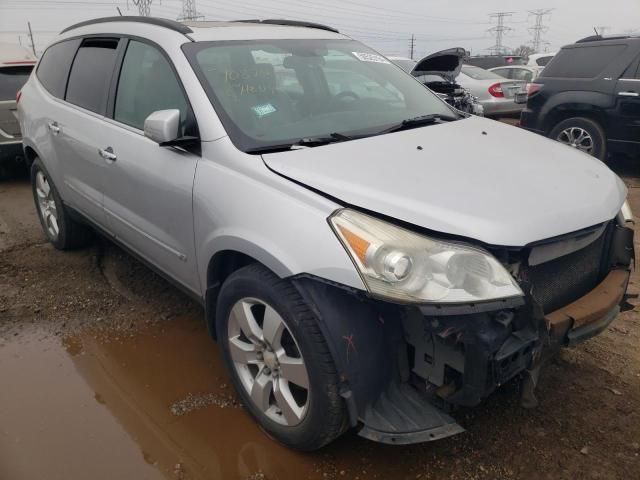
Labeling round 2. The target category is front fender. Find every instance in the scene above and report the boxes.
[194,139,365,293]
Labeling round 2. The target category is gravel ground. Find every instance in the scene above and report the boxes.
[1,153,640,480]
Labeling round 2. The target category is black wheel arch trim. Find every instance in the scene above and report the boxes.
[540,92,612,133]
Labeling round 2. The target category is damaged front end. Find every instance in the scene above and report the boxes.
[411,47,483,116]
[291,215,634,445]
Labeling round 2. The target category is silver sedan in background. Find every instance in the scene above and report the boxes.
[457,65,525,117]
[489,65,544,83]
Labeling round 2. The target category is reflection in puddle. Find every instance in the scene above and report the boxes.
[1,316,327,480]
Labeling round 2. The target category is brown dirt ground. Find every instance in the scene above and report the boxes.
[1,154,639,480]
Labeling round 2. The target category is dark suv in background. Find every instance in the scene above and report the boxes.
[520,35,640,161]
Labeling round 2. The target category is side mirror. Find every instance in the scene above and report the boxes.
[144,109,180,144]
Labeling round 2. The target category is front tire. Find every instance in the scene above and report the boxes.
[548,117,607,161]
[216,264,347,451]
[30,157,92,249]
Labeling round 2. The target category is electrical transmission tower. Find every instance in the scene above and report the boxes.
[487,12,514,55]
[178,0,204,21]
[131,0,153,17]
[528,9,554,53]
[594,26,610,36]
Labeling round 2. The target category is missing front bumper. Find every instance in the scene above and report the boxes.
[293,264,631,445]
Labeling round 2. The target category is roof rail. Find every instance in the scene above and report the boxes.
[60,16,193,35]
[576,34,634,43]
[233,19,339,33]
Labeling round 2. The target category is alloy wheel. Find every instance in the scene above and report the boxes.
[35,170,59,240]
[556,127,594,154]
[227,297,310,426]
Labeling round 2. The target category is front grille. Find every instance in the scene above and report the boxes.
[526,229,608,313]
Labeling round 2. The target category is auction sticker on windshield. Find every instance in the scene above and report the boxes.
[252,103,277,118]
[352,52,391,64]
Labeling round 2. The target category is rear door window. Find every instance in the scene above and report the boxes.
[36,39,81,98]
[66,38,119,114]
[491,68,512,79]
[542,44,627,78]
[510,68,534,82]
[621,55,640,79]
[0,66,33,101]
[461,66,503,80]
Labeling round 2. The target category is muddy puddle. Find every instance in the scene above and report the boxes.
[0,316,342,480]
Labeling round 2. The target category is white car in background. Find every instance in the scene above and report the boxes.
[527,52,557,67]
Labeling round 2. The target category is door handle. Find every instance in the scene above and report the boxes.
[619,91,639,97]
[98,147,117,162]
[47,122,60,135]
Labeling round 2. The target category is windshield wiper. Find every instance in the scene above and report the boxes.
[376,114,457,135]
[245,132,353,154]
[296,132,353,146]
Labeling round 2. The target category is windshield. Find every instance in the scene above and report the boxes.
[0,66,33,101]
[183,39,456,152]
[460,65,504,80]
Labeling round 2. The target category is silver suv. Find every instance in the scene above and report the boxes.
[18,17,635,451]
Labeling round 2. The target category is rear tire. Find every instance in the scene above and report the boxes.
[30,157,92,250]
[216,263,347,451]
[548,117,607,161]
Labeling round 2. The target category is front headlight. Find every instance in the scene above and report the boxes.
[329,209,523,304]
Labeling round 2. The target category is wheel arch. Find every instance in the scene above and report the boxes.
[204,247,290,339]
[543,103,608,135]
[23,145,40,168]
[22,141,41,168]
[539,91,612,135]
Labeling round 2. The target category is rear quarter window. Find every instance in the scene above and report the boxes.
[542,44,627,78]
[461,66,503,80]
[36,39,81,98]
[491,68,511,79]
[0,66,33,101]
[536,55,554,66]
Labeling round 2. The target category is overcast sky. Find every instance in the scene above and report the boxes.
[1,0,639,57]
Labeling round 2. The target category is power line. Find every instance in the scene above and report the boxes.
[27,21,36,56]
[248,0,493,25]
[131,0,153,16]
[487,11,514,55]
[177,0,203,21]
[150,1,476,40]
[528,9,554,52]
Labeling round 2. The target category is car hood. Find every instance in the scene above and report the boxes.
[411,47,466,83]
[262,116,626,247]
